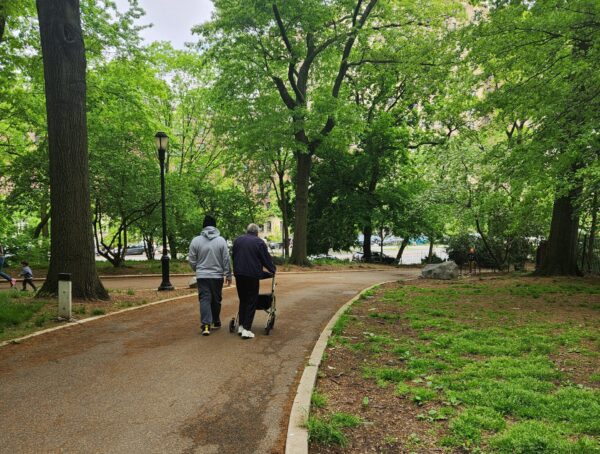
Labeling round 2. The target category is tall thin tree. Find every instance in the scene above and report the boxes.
[36,0,108,299]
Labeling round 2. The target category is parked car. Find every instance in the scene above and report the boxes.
[125,244,145,255]
[351,251,364,262]
[353,251,395,264]
[308,253,338,261]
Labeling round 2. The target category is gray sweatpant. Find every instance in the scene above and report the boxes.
[196,278,224,326]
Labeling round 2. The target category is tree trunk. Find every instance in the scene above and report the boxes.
[476,218,502,270]
[587,193,597,273]
[536,187,582,276]
[143,234,155,261]
[396,237,409,262]
[273,171,291,259]
[362,225,372,258]
[168,234,177,259]
[279,176,290,260]
[36,0,107,299]
[427,236,434,263]
[33,210,50,239]
[290,153,311,265]
[0,14,5,43]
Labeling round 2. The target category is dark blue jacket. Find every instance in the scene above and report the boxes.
[232,234,276,278]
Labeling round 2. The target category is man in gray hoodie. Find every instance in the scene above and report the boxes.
[189,215,232,336]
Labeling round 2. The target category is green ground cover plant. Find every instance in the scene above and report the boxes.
[307,412,362,447]
[310,277,600,453]
[0,292,45,332]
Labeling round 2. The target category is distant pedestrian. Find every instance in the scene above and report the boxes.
[232,223,276,339]
[20,261,37,291]
[0,245,16,288]
[468,247,477,274]
[189,215,232,336]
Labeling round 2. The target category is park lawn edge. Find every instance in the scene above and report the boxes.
[285,279,410,454]
[308,276,600,453]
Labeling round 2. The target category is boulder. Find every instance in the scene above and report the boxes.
[421,261,459,280]
[188,277,197,288]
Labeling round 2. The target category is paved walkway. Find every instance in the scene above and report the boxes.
[0,269,417,453]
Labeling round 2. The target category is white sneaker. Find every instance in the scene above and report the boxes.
[241,329,255,339]
[238,325,244,336]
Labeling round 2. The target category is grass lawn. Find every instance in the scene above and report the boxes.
[309,276,600,453]
[0,287,196,343]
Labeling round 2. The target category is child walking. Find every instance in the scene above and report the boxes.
[20,261,37,291]
[0,245,17,288]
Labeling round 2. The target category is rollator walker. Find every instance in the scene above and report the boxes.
[229,272,277,335]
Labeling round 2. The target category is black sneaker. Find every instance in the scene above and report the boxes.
[201,324,210,336]
[211,321,222,330]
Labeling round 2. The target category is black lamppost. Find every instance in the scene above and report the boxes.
[156,131,174,291]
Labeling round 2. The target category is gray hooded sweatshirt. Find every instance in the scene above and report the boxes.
[188,226,232,279]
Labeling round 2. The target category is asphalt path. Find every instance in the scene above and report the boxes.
[0,269,418,453]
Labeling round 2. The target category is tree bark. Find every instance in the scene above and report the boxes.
[278,175,290,259]
[168,233,177,259]
[586,193,597,273]
[536,187,583,276]
[427,236,434,263]
[0,14,6,43]
[36,0,108,299]
[290,153,311,265]
[271,170,291,259]
[396,237,409,262]
[33,210,50,239]
[362,224,372,258]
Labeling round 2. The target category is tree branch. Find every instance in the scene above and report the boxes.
[272,4,295,56]
[319,0,378,141]
[0,14,5,43]
[272,76,296,109]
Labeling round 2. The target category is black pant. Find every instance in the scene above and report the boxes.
[235,275,259,330]
[196,278,223,326]
[22,278,37,291]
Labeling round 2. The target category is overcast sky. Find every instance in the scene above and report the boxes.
[113,0,214,49]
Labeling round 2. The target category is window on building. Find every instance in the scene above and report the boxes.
[266,221,271,233]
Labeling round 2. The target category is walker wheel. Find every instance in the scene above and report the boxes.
[265,314,276,335]
[269,313,276,329]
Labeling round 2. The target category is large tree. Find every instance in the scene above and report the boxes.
[466,0,600,275]
[199,0,460,264]
[36,0,107,298]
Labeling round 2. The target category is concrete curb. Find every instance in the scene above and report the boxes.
[0,286,237,349]
[285,280,398,454]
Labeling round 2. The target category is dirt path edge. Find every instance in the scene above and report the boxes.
[285,279,407,454]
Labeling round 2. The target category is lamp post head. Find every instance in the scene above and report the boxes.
[155,131,168,161]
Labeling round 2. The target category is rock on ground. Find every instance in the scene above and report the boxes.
[421,261,459,280]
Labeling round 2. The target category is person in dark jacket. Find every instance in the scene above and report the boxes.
[232,223,276,339]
